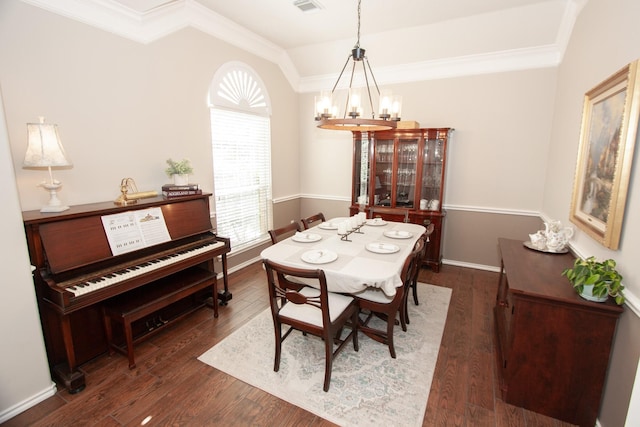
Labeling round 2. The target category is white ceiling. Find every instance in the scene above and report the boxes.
[22,0,586,91]
[116,0,549,49]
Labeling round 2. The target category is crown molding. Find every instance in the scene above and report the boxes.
[21,0,584,93]
[297,44,562,93]
[21,0,302,88]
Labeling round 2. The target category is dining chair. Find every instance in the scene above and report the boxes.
[401,223,434,327]
[301,212,326,229]
[268,221,302,244]
[368,206,410,223]
[353,243,421,358]
[263,259,359,392]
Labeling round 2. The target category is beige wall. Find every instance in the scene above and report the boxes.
[300,197,351,223]
[0,85,55,421]
[0,1,299,213]
[299,69,557,211]
[443,210,543,268]
[543,0,640,425]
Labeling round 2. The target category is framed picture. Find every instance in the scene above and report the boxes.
[569,59,640,249]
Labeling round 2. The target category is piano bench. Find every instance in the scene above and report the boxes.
[102,268,218,369]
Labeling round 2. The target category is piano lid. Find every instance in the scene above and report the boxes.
[33,196,213,274]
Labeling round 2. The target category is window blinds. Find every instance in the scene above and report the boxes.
[211,109,272,249]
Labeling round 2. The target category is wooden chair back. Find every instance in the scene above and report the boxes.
[268,221,302,244]
[301,212,326,229]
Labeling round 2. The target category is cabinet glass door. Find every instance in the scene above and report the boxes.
[374,139,394,207]
[396,138,418,208]
[421,136,444,211]
[353,133,371,207]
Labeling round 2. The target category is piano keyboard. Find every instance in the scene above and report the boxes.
[67,241,225,297]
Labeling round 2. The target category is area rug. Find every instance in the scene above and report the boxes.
[198,283,451,427]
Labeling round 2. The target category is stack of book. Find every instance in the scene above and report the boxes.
[162,183,202,199]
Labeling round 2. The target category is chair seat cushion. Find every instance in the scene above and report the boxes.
[280,286,354,327]
[353,287,396,304]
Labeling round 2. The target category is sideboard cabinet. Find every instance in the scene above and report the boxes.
[495,238,623,427]
[349,127,452,271]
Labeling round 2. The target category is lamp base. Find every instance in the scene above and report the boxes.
[40,180,69,213]
[41,205,70,213]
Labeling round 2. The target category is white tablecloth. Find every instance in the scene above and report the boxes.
[260,219,426,296]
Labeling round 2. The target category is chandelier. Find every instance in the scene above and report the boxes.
[314,0,401,131]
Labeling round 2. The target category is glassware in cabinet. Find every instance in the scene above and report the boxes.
[373,138,394,207]
[420,131,447,211]
[395,138,418,208]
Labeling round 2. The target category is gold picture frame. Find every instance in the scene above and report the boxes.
[569,59,640,249]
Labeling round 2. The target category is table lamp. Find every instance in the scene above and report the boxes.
[23,117,72,212]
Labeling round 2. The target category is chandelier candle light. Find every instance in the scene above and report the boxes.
[315,0,402,131]
[23,117,72,212]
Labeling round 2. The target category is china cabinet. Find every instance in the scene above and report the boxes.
[349,127,452,271]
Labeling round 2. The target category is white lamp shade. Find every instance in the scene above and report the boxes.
[378,90,393,118]
[24,119,71,168]
[348,88,362,113]
[315,91,335,119]
[391,95,402,120]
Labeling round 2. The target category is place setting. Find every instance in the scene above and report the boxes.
[365,217,388,226]
[365,242,400,254]
[318,217,348,230]
[291,232,322,243]
[383,229,413,239]
[300,249,338,264]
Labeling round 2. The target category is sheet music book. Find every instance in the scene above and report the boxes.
[101,207,171,256]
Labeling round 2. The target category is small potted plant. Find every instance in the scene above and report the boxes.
[165,158,193,185]
[562,256,625,305]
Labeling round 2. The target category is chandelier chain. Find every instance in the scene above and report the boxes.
[315,0,400,130]
[355,0,361,48]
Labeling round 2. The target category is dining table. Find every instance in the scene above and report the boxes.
[260,217,426,296]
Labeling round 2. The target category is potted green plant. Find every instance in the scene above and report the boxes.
[562,256,625,305]
[165,158,193,185]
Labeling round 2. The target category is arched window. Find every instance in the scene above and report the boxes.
[208,62,272,251]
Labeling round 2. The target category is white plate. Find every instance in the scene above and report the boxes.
[366,242,400,254]
[301,249,338,264]
[384,230,413,239]
[319,222,339,230]
[365,218,388,226]
[328,217,348,223]
[292,232,322,243]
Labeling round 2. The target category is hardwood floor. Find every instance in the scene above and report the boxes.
[4,263,577,427]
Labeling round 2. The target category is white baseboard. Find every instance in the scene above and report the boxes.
[0,381,57,423]
[443,258,501,273]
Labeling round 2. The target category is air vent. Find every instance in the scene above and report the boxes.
[293,0,323,13]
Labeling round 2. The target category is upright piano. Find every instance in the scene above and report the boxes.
[23,194,231,393]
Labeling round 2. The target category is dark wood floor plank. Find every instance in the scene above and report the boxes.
[466,402,497,426]
[468,347,495,411]
[0,394,67,427]
[495,398,527,427]
[6,263,578,427]
[31,371,158,426]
